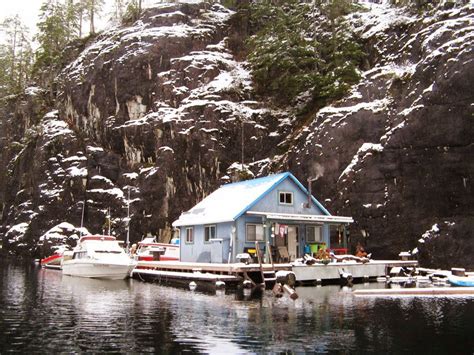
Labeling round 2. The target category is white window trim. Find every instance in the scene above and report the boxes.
[185,227,194,244]
[246,223,264,242]
[204,225,216,243]
[279,191,293,205]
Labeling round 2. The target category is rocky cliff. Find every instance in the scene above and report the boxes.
[0,1,472,268]
[279,4,474,268]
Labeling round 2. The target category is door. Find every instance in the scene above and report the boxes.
[287,226,298,261]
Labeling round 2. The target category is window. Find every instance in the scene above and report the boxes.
[185,227,194,243]
[204,225,216,243]
[246,224,264,242]
[73,251,87,259]
[279,191,293,205]
[306,226,322,242]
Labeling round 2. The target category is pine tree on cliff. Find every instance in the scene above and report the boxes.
[246,0,363,110]
[34,0,76,95]
[83,0,105,35]
[123,0,143,24]
[65,0,80,41]
[319,0,364,98]
[0,15,33,96]
[111,0,126,26]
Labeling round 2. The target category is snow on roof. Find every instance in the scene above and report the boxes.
[173,173,288,226]
[173,172,330,227]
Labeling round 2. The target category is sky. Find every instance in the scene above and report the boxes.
[0,0,116,39]
[1,0,43,35]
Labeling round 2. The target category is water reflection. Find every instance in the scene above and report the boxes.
[1,261,474,353]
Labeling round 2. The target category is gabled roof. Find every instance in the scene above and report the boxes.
[172,172,330,227]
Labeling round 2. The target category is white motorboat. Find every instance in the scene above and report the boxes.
[62,235,136,280]
[134,237,180,262]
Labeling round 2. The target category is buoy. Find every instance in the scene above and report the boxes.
[339,270,353,286]
[215,281,226,290]
[242,280,253,289]
[189,281,197,291]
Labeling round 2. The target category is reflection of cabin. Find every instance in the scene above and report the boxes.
[172,172,353,263]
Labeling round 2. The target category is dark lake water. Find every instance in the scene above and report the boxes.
[1,260,474,354]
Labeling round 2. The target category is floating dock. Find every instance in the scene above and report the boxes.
[353,287,474,296]
[132,259,418,290]
[292,260,418,284]
[132,260,292,291]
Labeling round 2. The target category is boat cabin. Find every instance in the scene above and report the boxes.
[172,172,353,263]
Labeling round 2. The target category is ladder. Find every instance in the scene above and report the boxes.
[255,241,277,288]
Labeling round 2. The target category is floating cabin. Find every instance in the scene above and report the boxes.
[172,172,354,264]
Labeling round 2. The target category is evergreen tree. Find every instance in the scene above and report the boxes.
[123,0,142,24]
[0,16,33,96]
[245,0,364,110]
[77,0,87,37]
[34,0,73,92]
[0,45,11,96]
[111,0,126,26]
[65,0,80,41]
[83,0,105,35]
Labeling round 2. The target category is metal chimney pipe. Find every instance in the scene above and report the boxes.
[306,176,319,208]
[307,178,312,208]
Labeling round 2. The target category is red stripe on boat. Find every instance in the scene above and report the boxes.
[40,254,62,265]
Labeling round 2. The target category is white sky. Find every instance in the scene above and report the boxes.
[0,0,116,39]
[1,1,43,35]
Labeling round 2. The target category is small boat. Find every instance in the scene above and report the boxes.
[447,274,474,287]
[134,237,180,262]
[40,250,73,270]
[41,252,64,269]
[62,235,136,280]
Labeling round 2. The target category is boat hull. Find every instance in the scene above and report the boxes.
[62,260,135,280]
[447,275,474,287]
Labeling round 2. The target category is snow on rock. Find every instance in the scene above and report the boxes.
[339,143,384,181]
[24,86,44,96]
[67,166,88,177]
[87,146,104,153]
[123,172,139,180]
[41,114,74,141]
[350,3,414,39]
[88,188,125,201]
[5,223,29,242]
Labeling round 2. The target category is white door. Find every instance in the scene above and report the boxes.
[287,226,298,261]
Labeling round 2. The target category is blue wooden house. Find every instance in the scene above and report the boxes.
[172,172,353,263]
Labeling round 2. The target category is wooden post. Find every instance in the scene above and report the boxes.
[255,241,265,286]
[267,241,274,269]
